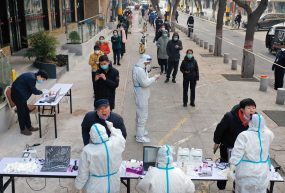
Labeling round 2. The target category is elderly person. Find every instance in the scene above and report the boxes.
[133,55,160,143]
[94,55,119,110]
[75,122,126,193]
[81,99,127,146]
[229,114,274,193]
[136,144,195,193]
[213,98,257,190]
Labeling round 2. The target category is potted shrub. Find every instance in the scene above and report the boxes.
[25,32,59,79]
[68,31,81,44]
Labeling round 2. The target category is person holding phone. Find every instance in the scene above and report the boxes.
[213,98,257,190]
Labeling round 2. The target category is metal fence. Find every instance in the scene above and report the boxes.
[0,50,11,99]
[66,14,106,44]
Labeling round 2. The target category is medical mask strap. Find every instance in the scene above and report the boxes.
[94,125,111,193]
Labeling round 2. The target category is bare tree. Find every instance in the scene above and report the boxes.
[185,0,190,12]
[170,0,181,31]
[150,0,162,16]
[233,0,268,78]
[195,0,202,12]
[214,0,226,56]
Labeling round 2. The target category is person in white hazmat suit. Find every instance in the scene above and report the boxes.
[75,121,126,193]
[136,144,195,193]
[133,54,160,143]
[229,114,274,193]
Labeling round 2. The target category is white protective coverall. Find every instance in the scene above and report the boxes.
[136,145,195,193]
[229,114,274,193]
[75,122,126,193]
[132,54,156,138]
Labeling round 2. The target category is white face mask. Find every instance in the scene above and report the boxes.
[95,50,100,54]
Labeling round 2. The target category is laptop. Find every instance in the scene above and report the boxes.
[41,146,71,172]
[143,146,160,171]
[41,88,61,103]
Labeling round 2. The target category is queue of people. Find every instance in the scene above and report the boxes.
[8,8,276,193]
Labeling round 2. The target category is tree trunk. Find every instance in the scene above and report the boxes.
[150,0,161,17]
[214,0,226,56]
[233,0,268,78]
[171,0,181,32]
[241,14,256,78]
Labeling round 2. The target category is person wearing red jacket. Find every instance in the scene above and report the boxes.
[96,36,110,55]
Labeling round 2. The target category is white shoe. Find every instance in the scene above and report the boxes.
[136,136,150,143]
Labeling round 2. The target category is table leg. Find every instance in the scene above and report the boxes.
[11,177,15,193]
[127,179,130,193]
[38,106,42,138]
[0,176,3,193]
[69,89,72,114]
[57,104,60,114]
[268,181,274,193]
[54,110,57,138]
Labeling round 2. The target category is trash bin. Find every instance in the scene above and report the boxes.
[259,75,269,92]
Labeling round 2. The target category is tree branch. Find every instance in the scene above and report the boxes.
[233,0,252,14]
[252,0,268,16]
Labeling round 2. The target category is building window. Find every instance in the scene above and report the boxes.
[24,0,45,35]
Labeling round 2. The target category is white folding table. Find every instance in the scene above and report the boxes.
[34,83,73,138]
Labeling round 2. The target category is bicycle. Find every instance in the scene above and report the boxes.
[139,32,148,54]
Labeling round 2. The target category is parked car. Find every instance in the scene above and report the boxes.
[266,22,285,53]
[242,13,285,31]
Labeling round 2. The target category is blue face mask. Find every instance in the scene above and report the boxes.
[187,54,193,59]
[101,65,109,70]
[37,79,44,84]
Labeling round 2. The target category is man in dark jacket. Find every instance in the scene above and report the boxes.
[180,49,199,107]
[213,98,256,190]
[82,99,127,146]
[272,48,285,90]
[187,13,194,37]
[11,70,48,135]
[165,32,183,83]
[155,16,164,34]
[94,55,119,110]
[111,30,122,65]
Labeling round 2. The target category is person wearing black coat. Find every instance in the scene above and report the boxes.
[11,70,48,135]
[187,13,194,37]
[94,55,119,110]
[272,48,285,90]
[165,32,183,83]
[82,99,127,146]
[213,98,256,190]
[180,49,199,107]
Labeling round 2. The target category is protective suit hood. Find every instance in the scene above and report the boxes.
[134,54,152,69]
[156,145,174,168]
[248,114,265,132]
[90,123,109,144]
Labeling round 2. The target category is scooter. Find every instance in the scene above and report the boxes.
[139,32,148,54]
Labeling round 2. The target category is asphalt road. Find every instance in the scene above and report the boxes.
[178,11,276,79]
